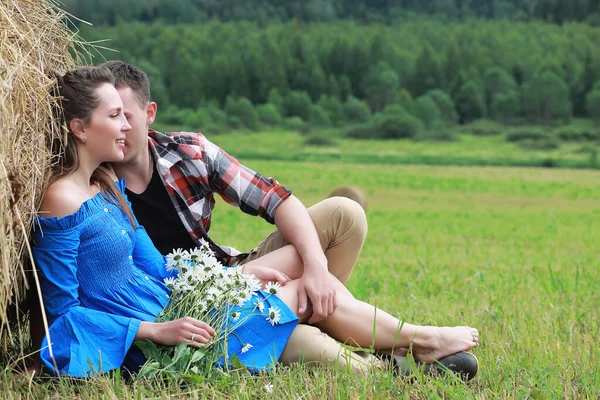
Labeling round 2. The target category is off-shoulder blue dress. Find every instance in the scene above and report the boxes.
[32,180,298,377]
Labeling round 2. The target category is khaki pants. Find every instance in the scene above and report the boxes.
[240,197,385,374]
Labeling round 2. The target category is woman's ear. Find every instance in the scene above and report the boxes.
[69,118,85,141]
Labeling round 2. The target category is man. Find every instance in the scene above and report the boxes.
[101,60,381,373]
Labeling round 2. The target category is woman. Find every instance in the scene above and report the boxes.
[33,66,479,378]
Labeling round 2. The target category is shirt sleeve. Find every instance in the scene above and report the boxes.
[200,135,292,224]
[33,225,141,377]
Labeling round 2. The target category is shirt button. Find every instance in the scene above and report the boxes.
[144,276,149,280]
[121,230,126,234]
[128,256,133,260]
[104,208,109,212]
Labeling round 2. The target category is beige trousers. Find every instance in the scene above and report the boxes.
[240,197,385,374]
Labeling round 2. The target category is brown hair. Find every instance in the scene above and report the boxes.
[100,60,151,107]
[50,66,136,227]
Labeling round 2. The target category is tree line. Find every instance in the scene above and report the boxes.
[64,0,600,26]
[79,19,600,135]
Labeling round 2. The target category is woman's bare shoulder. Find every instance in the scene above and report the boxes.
[38,179,89,219]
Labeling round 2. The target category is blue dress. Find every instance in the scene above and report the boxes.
[32,180,298,377]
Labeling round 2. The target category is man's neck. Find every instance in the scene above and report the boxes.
[112,144,154,194]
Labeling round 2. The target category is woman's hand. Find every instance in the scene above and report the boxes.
[242,264,291,286]
[137,317,215,347]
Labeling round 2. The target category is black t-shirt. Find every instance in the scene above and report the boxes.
[125,167,197,256]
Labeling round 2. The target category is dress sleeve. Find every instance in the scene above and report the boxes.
[201,135,292,224]
[33,223,141,377]
[131,224,176,281]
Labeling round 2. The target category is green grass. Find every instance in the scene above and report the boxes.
[4,160,599,398]
[151,127,599,170]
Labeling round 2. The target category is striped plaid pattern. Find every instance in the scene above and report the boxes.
[148,129,292,264]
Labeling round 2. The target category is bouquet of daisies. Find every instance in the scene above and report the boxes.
[136,240,283,380]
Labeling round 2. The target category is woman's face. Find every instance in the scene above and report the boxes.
[82,83,131,163]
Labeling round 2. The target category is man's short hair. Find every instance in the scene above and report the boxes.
[100,60,151,107]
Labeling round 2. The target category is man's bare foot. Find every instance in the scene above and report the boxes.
[411,326,479,363]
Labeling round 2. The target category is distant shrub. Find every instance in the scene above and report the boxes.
[506,128,552,143]
[426,89,458,126]
[283,116,308,132]
[224,96,260,130]
[517,138,560,150]
[413,95,442,129]
[378,112,423,139]
[184,108,214,130]
[466,119,503,136]
[283,91,312,121]
[343,96,372,123]
[586,89,600,124]
[414,127,458,142]
[342,121,379,139]
[303,133,335,146]
[227,115,242,129]
[554,126,600,142]
[310,104,332,127]
[257,103,282,125]
[267,88,285,114]
[206,104,227,126]
[159,105,187,125]
[317,95,345,126]
[490,91,521,122]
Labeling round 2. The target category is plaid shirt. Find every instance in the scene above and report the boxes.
[148,129,292,265]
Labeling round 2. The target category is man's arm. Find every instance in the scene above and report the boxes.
[273,195,337,323]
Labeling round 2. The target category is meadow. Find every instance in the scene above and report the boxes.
[3,151,599,398]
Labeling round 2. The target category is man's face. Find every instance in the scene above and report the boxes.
[116,86,154,164]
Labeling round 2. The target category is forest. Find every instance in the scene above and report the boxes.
[63,1,600,145]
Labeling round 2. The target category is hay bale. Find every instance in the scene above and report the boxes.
[0,0,77,349]
[327,186,368,211]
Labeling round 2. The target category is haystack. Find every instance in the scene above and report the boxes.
[327,186,368,211]
[0,0,79,356]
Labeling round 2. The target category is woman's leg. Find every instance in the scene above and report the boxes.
[253,246,481,364]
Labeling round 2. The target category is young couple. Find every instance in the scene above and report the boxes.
[31,61,480,378]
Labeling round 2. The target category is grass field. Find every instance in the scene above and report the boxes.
[3,159,599,398]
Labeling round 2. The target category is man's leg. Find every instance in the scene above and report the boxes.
[279,325,385,375]
[243,196,368,284]
[241,197,377,372]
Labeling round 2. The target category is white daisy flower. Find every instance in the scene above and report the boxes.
[256,299,265,312]
[266,306,281,326]
[166,248,189,268]
[246,276,262,293]
[241,343,253,354]
[163,277,176,289]
[231,311,240,321]
[264,383,273,394]
[264,282,282,295]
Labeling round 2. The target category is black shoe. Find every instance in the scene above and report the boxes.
[384,351,479,382]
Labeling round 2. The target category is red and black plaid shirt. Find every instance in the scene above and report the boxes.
[148,129,292,265]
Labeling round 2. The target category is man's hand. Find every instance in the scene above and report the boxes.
[298,259,337,324]
[243,264,291,286]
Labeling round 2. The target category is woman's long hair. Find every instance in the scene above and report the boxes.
[50,66,135,227]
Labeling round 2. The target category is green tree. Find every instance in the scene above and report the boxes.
[523,70,572,123]
[426,89,458,126]
[283,91,313,121]
[317,95,345,126]
[413,45,443,97]
[360,61,399,112]
[310,104,332,127]
[224,96,260,130]
[455,81,487,123]
[413,95,442,129]
[586,82,600,124]
[343,96,372,123]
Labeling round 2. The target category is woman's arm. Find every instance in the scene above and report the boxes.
[136,318,215,347]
